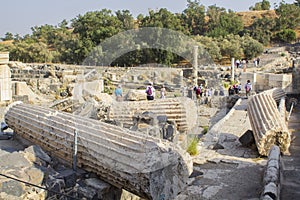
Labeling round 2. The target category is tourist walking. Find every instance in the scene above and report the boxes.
[244,80,252,97]
[115,84,123,101]
[146,82,155,100]
[160,85,166,99]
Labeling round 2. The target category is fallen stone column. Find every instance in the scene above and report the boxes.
[263,88,286,103]
[247,93,291,156]
[5,102,193,200]
[108,97,197,132]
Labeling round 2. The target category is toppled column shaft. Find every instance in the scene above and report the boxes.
[263,88,286,103]
[5,102,193,200]
[108,97,198,132]
[247,93,291,156]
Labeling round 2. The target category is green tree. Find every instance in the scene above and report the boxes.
[261,0,271,10]
[194,35,222,61]
[275,2,300,30]
[72,9,122,45]
[140,8,184,31]
[116,10,135,30]
[181,0,205,35]
[241,35,264,59]
[249,0,270,10]
[219,35,243,59]
[275,29,297,43]
[206,7,243,37]
[2,32,14,41]
[249,17,276,45]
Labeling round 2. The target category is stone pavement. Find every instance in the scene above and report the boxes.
[281,103,300,199]
[176,98,267,200]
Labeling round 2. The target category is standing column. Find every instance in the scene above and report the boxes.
[231,57,235,82]
[0,52,12,102]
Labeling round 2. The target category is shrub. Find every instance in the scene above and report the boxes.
[202,126,209,134]
[223,82,229,88]
[187,137,199,156]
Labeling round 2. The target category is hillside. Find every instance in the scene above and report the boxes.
[236,10,278,27]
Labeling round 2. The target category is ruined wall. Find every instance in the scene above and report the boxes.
[241,72,292,93]
[0,52,12,102]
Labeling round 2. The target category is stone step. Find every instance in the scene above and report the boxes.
[108,97,198,132]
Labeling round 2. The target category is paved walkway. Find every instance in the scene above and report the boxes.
[281,103,300,199]
[176,98,267,200]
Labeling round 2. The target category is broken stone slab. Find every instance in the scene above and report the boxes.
[5,102,193,200]
[24,145,52,163]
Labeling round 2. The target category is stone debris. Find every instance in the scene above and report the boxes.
[108,97,198,132]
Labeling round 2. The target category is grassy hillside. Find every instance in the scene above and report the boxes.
[236,10,277,27]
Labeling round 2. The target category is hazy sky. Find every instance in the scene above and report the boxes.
[0,0,295,37]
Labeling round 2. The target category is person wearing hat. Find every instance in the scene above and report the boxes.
[146,82,155,100]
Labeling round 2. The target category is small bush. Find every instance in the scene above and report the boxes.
[223,82,229,88]
[202,126,209,134]
[187,137,199,156]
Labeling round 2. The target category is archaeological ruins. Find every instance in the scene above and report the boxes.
[0,43,300,199]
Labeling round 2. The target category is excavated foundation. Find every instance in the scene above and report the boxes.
[5,102,193,200]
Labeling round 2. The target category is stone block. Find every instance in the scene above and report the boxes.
[239,130,255,147]
[57,169,77,188]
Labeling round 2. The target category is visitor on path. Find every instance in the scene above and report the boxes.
[160,85,166,99]
[244,80,252,97]
[228,85,235,96]
[257,57,260,66]
[115,84,123,101]
[146,82,155,100]
[238,83,242,93]
[234,84,239,94]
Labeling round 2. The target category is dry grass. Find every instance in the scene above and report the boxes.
[236,10,278,27]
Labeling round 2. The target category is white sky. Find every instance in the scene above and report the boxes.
[0,0,296,37]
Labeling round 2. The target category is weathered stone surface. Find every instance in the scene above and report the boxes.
[0,151,31,168]
[125,89,147,101]
[239,130,255,147]
[5,102,193,200]
[24,145,51,163]
[247,92,291,156]
[109,97,198,132]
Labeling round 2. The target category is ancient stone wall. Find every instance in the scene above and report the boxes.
[241,72,292,94]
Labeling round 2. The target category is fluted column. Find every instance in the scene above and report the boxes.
[247,93,291,156]
[5,102,192,200]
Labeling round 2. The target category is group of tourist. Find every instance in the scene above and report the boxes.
[228,83,241,95]
[228,80,252,97]
[114,82,166,101]
[114,79,253,102]
[235,57,260,69]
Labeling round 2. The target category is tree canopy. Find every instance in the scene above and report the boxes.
[0,0,299,66]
